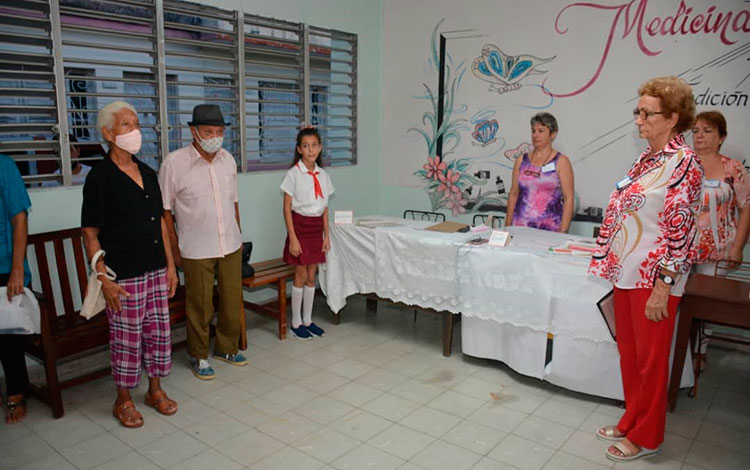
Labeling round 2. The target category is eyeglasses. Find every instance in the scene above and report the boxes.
[632,108,665,119]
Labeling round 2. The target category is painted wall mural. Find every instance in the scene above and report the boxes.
[383,0,750,214]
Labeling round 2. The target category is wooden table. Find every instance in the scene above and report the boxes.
[668,273,750,411]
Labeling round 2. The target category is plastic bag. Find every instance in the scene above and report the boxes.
[0,287,41,334]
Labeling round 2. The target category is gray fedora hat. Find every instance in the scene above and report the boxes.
[187,104,229,126]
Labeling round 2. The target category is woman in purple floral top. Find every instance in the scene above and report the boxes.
[506,113,575,232]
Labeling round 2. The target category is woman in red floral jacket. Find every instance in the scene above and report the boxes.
[588,76,703,462]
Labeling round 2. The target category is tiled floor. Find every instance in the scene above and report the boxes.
[1,296,748,470]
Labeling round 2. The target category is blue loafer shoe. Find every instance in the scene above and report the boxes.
[214,352,248,366]
[305,322,325,337]
[290,324,313,340]
[190,358,216,380]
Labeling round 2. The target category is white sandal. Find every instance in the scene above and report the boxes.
[595,425,625,442]
[605,441,659,462]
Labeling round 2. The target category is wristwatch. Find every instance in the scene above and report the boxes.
[657,272,675,285]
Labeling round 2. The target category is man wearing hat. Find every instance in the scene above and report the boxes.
[159,104,246,380]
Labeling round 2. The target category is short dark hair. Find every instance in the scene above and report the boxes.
[695,110,727,139]
[530,112,558,134]
[292,127,323,167]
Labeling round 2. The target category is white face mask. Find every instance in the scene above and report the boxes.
[114,129,142,155]
[197,134,224,154]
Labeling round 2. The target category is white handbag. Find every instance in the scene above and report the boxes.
[80,250,116,320]
[0,287,41,334]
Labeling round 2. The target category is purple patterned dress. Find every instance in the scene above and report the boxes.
[512,152,563,232]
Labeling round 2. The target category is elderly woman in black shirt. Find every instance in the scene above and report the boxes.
[81,101,178,428]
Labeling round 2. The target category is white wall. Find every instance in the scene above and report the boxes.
[380,0,750,228]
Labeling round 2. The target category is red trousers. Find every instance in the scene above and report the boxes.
[613,287,680,450]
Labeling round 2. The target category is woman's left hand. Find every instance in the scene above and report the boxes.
[645,282,670,321]
[728,246,744,269]
[167,266,178,298]
[322,236,330,253]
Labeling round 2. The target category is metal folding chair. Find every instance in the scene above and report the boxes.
[403,210,445,222]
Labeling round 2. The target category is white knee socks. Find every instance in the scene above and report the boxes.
[291,286,303,328]
[303,286,315,325]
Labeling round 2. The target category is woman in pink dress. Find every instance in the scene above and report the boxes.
[506,112,575,232]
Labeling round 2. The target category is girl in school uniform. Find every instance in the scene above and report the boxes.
[280,127,334,340]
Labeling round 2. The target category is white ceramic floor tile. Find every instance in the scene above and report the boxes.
[111,413,179,449]
[368,423,435,460]
[89,451,159,470]
[486,385,548,414]
[266,360,320,382]
[229,396,287,427]
[361,393,421,422]
[513,415,575,450]
[260,382,319,410]
[15,452,78,470]
[611,454,682,469]
[559,430,615,467]
[469,456,522,470]
[250,446,325,470]
[532,398,594,429]
[298,349,347,368]
[351,348,403,367]
[542,451,611,470]
[428,390,486,418]
[354,367,410,392]
[182,412,250,447]
[60,434,131,470]
[382,356,434,377]
[168,448,243,470]
[389,379,445,405]
[398,406,461,438]
[213,428,285,465]
[35,412,106,450]
[329,410,393,442]
[255,411,322,444]
[331,443,405,470]
[295,395,356,425]
[695,421,750,456]
[162,398,217,429]
[195,384,255,413]
[137,430,208,468]
[0,420,33,446]
[467,402,528,433]
[685,440,750,470]
[295,370,351,394]
[410,439,482,470]
[327,380,384,407]
[294,427,361,463]
[488,434,555,470]
[325,358,376,380]
[234,371,289,396]
[441,420,508,455]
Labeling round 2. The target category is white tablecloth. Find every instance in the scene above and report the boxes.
[320,218,693,399]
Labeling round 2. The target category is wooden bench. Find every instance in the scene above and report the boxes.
[25,228,189,418]
[241,258,296,340]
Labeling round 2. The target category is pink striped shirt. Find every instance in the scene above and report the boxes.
[159,144,242,259]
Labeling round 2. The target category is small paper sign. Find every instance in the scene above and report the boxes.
[488,230,511,247]
[334,210,353,225]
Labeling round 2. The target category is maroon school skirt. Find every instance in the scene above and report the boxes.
[283,211,326,265]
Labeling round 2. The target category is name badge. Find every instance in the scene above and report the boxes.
[488,230,511,247]
[703,179,720,188]
[541,162,556,173]
[615,176,632,190]
[333,210,353,225]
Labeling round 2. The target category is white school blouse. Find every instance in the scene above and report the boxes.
[280,161,334,217]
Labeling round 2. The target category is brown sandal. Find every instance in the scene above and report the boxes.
[144,390,178,416]
[113,400,144,428]
[5,394,27,424]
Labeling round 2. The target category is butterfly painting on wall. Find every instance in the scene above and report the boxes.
[472,45,555,94]
[471,119,499,147]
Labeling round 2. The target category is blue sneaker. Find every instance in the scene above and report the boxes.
[290,324,313,340]
[190,358,216,380]
[305,323,325,337]
[214,352,248,366]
